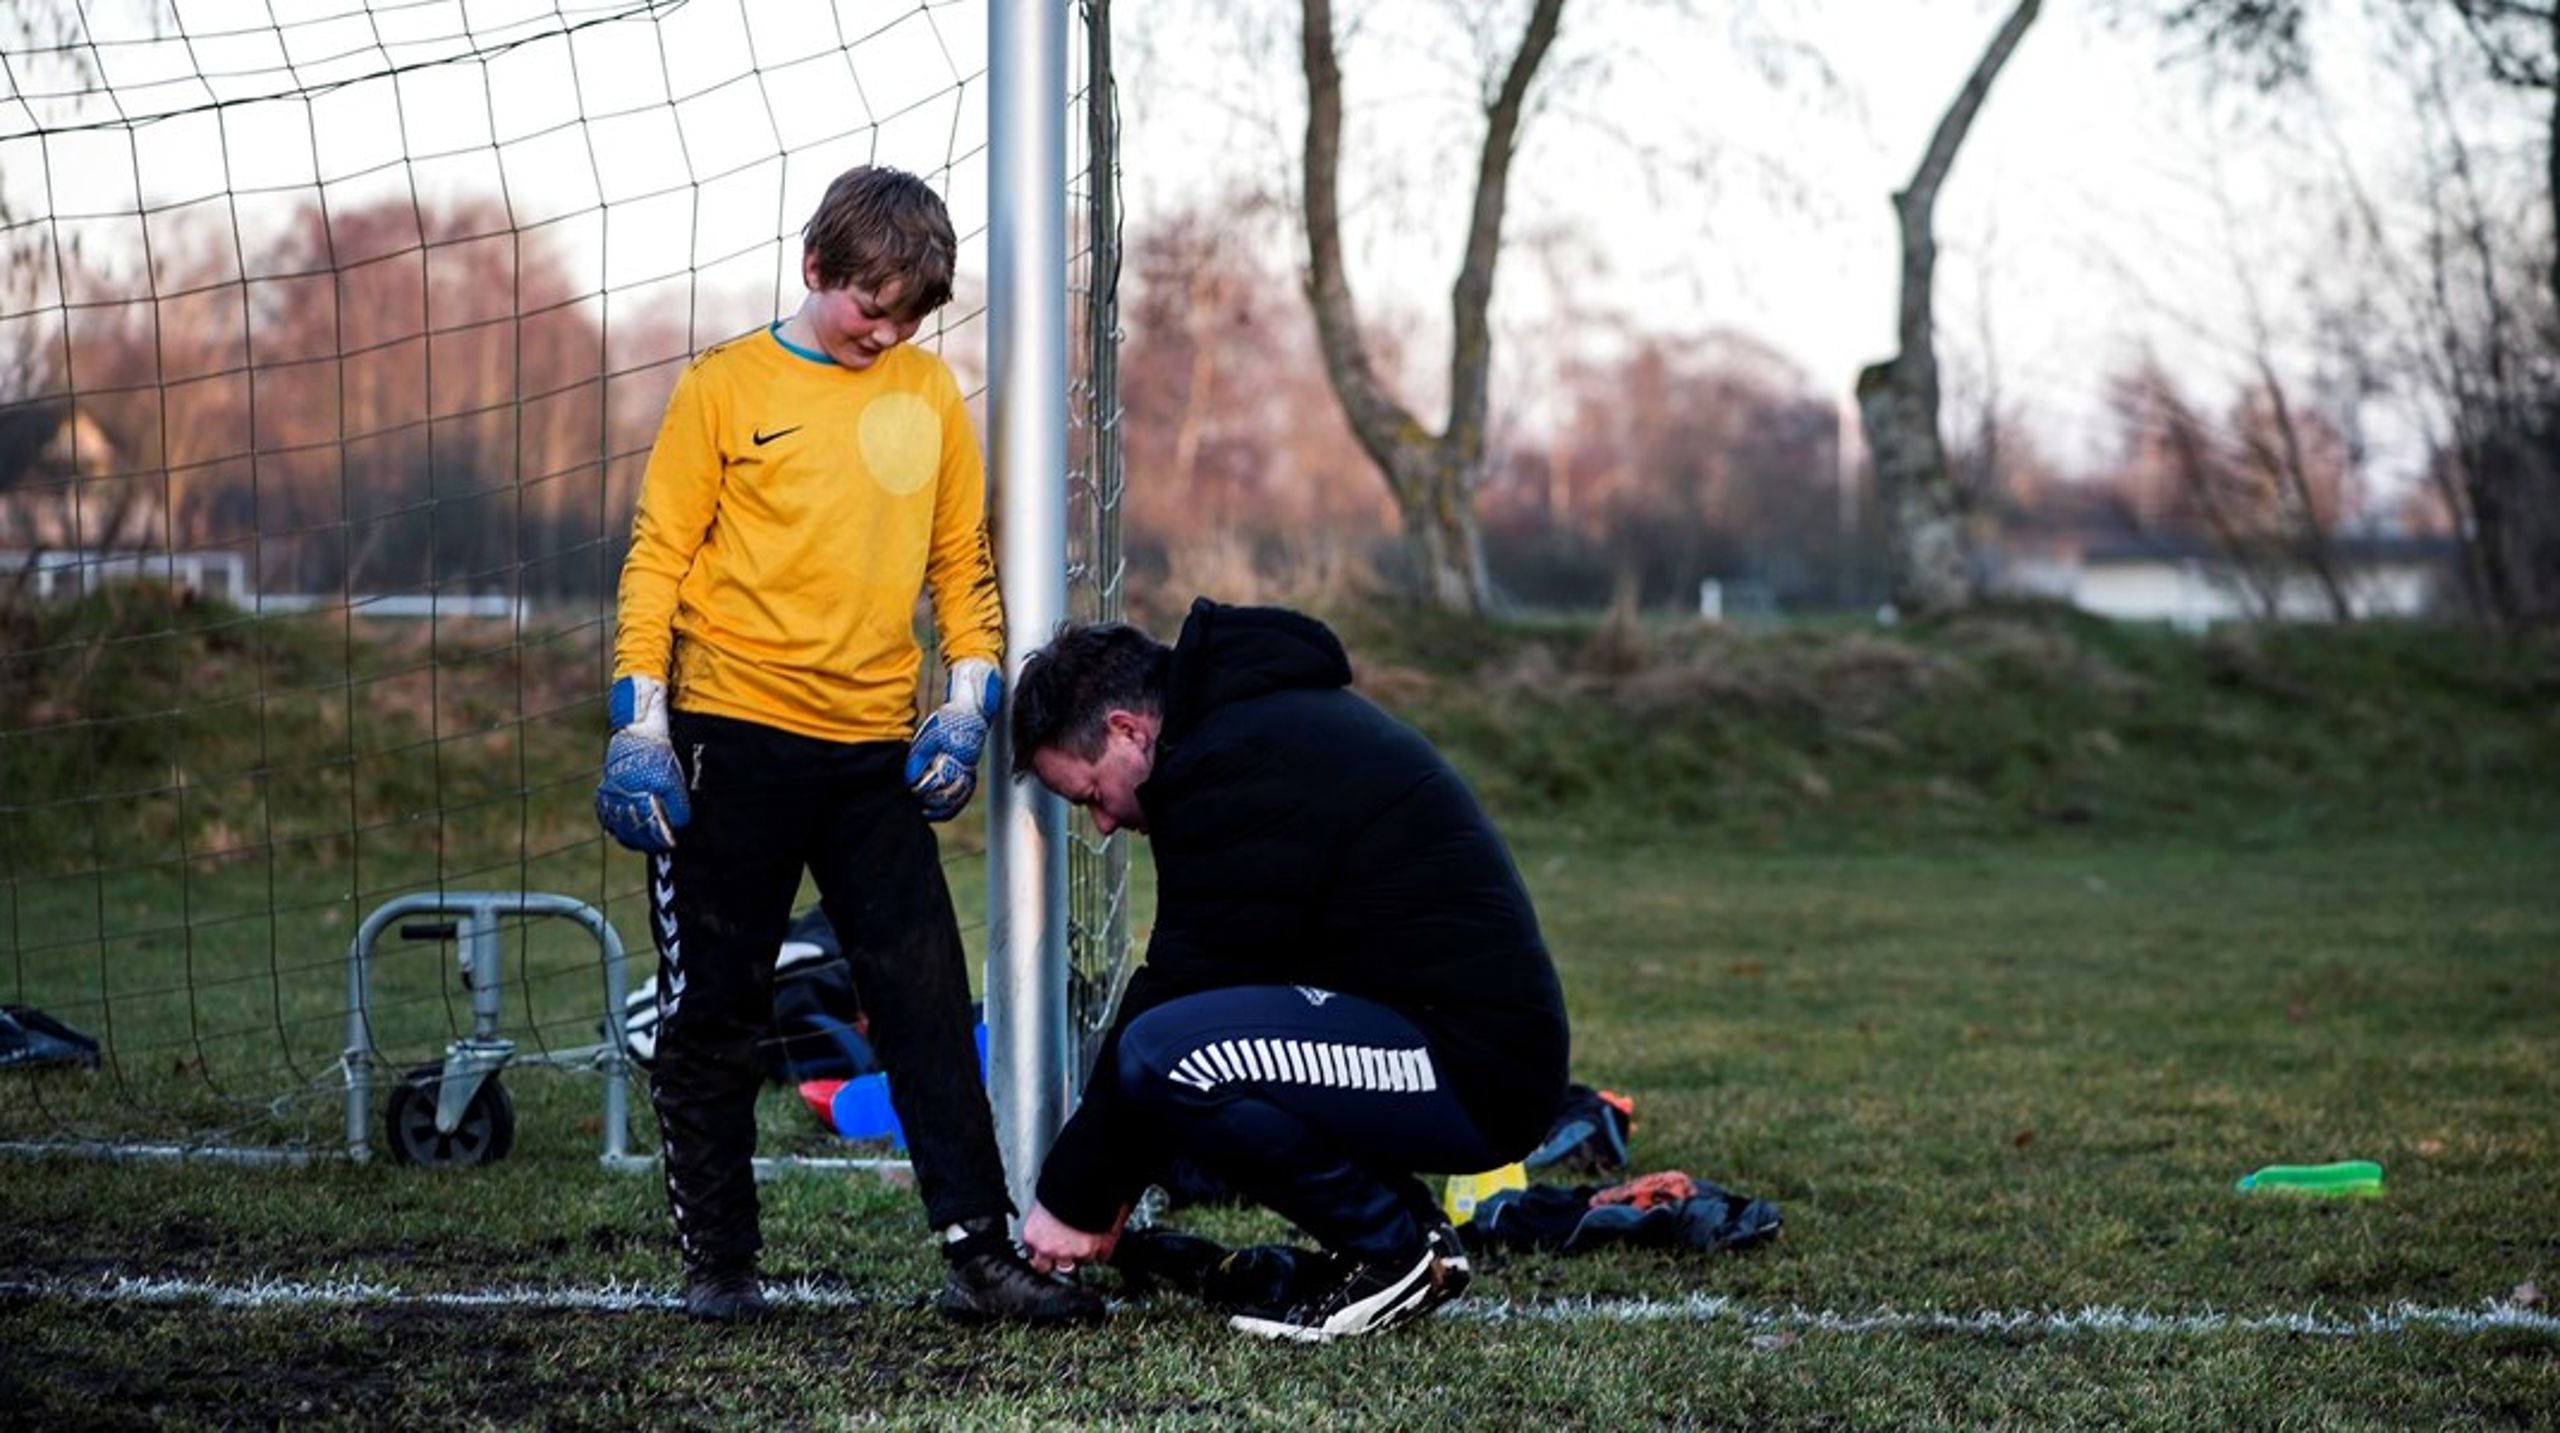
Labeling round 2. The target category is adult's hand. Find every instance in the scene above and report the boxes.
[1020,1199,1126,1274]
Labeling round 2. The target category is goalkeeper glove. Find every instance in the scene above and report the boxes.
[595,674,689,853]
[905,657,1002,823]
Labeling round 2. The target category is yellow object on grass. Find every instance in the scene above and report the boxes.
[1443,1161,1529,1225]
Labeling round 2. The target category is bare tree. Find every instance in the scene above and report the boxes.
[1116,200,1394,599]
[1299,0,1565,614]
[2158,1,2555,311]
[2415,62,2560,624]
[2236,363,2359,618]
[2157,1,2559,625]
[2101,356,2364,620]
[1857,0,2040,616]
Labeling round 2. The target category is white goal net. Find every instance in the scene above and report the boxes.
[0,0,1128,1166]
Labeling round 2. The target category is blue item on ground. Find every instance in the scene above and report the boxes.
[815,1021,990,1148]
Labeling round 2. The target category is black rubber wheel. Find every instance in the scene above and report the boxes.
[382,1062,516,1167]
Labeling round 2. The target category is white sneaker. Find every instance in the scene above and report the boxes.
[1227,1229,1466,1343]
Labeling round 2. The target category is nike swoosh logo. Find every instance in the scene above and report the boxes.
[752,425,801,446]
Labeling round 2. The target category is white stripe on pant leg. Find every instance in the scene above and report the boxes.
[1163,1038,1451,1094]
[651,852,686,1015]
[1208,1041,1245,1082]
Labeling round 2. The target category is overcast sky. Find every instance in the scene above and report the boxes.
[1113,0,2541,484]
[5,0,2546,489]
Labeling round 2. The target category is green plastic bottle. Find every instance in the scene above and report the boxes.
[2234,1160,2383,1196]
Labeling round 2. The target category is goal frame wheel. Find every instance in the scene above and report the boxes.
[381,1062,516,1167]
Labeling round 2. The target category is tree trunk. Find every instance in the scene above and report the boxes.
[1859,0,2039,616]
[1299,0,1563,614]
[1859,358,1971,612]
[2544,4,2558,315]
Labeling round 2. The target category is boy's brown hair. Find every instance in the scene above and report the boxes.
[802,165,956,321]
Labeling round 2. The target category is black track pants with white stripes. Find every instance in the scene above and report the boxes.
[647,713,1009,1275]
[1114,985,1507,1263]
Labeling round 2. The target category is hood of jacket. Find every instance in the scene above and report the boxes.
[1159,598,1353,742]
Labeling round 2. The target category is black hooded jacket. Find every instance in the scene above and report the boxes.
[1034,599,1570,1232]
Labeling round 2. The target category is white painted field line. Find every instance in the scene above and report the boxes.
[5,1275,2555,1338]
[1450,1292,2560,1338]
[0,1274,860,1313]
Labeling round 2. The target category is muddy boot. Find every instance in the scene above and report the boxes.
[935,1217,1107,1326]
[683,1262,772,1323]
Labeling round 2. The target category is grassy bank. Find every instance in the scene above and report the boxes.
[1342,602,2559,845]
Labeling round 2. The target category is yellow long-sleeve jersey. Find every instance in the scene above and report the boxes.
[612,326,1003,744]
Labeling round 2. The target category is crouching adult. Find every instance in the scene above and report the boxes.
[1007,599,1570,1342]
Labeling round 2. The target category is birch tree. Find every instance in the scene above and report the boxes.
[1858,0,2040,615]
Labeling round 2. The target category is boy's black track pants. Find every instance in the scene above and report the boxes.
[647,712,1009,1275]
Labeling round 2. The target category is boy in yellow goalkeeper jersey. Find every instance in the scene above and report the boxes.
[597,165,1099,1327]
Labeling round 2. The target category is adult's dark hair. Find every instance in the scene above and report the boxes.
[1008,621,1171,776]
[801,165,956,320]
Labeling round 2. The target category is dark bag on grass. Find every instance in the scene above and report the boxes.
[1523,1083,1634,1176]
[1464,1171,1781,1256]
[613,907,878,1083]
[0,1005,101,1072]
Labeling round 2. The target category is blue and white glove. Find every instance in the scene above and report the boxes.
[905,657,1002,823]
[595,674,689,853]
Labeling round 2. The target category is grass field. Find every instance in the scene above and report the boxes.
[4,599,2558,1426]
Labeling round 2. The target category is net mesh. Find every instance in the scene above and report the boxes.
[1065,0,1128,1084]
[0,0,1128,1159]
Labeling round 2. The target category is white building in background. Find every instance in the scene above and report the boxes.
[0,548,253,605]
[2021,537,2461,630]
[1,547,531,622]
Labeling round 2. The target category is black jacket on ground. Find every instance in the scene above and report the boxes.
[1035,599,1570,1231]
